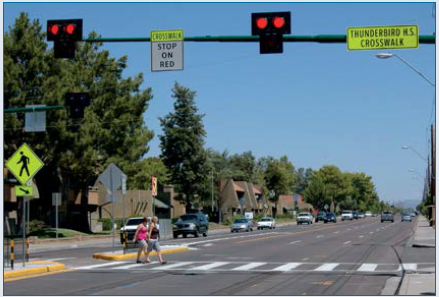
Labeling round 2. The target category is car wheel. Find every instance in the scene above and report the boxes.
[173,233,178,239]
[381,221,383,223]
[250,228,253,232]
[203,232,208,237]
[194,230,199,237]
[183,234,187,238]
[246,228,250,232]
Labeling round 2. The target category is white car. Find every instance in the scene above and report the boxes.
[341,210,353,221]
[365,211,372,217]
[120,217,156,243]
[257,217,276,230]
[297,212,313,225]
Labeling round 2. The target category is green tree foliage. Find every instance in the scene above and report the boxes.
[294,167,314,194]
[129,157,170,190]
[312,166,351,209]
[303,176,329,210]
[159,83,209,212]
[4,13,154,232]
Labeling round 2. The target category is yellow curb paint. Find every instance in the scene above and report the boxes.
[92,247,189,261]
[4,261,65,279]
[4,269,73,282]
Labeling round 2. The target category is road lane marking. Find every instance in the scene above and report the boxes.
[343,241,351,245]
[316,235,324,238]
[272,263,301,271]
[358,235,364,238]
[402,263,417,271]
[333,231,339,234]
[76,261,128,270]
[232,262,266,271]
[357,264,377,272]
[289,240,301,244]
[114,263,147,270]
[314,263,339,271]
[191,262,230,270]
[153,261,193,270]
[369,232,374,234]
[347,229,351,231]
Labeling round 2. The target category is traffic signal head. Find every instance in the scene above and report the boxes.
[65,92,90,119]
[251,12,291,54]
[47,19,83,58]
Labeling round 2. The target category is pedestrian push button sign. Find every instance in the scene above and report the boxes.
[151,29,184,72]
[347,25,418,51]
[6,143,44,185]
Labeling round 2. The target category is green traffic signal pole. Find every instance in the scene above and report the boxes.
[4,34,435,114]
[83,34,435,44]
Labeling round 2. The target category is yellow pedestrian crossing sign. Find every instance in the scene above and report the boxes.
[6,143,44,185]
[15,186,34,197]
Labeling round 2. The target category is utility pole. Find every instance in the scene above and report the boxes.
[430,124,435,226]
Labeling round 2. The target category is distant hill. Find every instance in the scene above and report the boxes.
[395,199,421,210]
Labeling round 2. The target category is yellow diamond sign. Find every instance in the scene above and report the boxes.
[6,143,44,185]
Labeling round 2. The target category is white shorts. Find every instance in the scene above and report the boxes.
[147,240,161,252]
[138,239,148,248]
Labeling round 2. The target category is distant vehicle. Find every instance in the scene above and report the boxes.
[381,211,394,223]
[341,210,354,221]
[365,211,372,217]
[257,217,276,230]
[120,217,146,244]
[324,213,337,223]
[353,211,359,220]
[315,212,327,223]
[410,212,416,217]
[372,213,378,217]
[231,218,253,232]
[297,212,313,225]
[358,212,365,219]
[401,213,412,222]
[173,213,209,238]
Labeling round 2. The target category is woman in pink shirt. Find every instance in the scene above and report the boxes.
[132,217,149,263]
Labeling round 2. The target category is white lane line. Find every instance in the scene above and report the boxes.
[272,263,302,271]
[76,261,128,270]
[191,262,230,270]
[316,235,324,238]
[314,263,339,271]
[114,263,146,270]
[232,262,266,271]
[358,235,364,238]
[347,229,351,231]
[302,258,309,261]
[402,263,417,271]
[153,261,193,270]
[289,240,302,244]
[43,257,76,262]
[376,229,380,232]
[343,241,351,245]
[333,231,339,234]
[183,232,280,246]
[357,264,377,272]
[369,232,374,234]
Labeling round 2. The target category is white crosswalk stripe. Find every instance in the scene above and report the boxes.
[76,261,128,270]
[357,264,377,272]
[314,263,339,271]
[153,262,193,270]
[114,263,147,270]
[402,263,417,271]
[232,262,266,271]
[191,262,230,270]
[272,263,301,271]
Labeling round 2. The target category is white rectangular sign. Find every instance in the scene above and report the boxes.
[151,29,184,72]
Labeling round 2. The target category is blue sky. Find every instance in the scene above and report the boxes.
[4,2,435,204]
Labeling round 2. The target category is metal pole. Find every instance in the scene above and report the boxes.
[110,167,115,251]
[26,198,30,234]
[56,199,58,240]
[211,171,214,213]
[394,54,436,86]
[22,197,26,267]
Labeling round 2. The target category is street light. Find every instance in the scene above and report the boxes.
[376,53,435,86]
[402,145,428,162]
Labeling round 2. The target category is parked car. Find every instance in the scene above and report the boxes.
[365,211,372,217]
[358,212,365,219]
[353,211,359,220]
[372,212,378,217]
[120,217,147,244]
[315,212,327,223]
[257,217,276,230]
[410,212,417,217]
[381,211,394,223]
[231,218,253,232]
[324,213,337,223]
[173,213,209,238]
[297,212,313,225]
[341,210,354,221]
[401,213,412,222]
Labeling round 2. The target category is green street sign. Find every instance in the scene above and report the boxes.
[5,143,44,185]
[15,186,34,197]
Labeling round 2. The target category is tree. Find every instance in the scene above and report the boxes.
[294,167,314,194]
[129,157,170,190]
[159,83,209,212]
[303,176,329,210]
[4,13,154,232]
[312,166,351,210]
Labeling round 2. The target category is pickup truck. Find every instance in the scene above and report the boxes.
[341,210,353,221]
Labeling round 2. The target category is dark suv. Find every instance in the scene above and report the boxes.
[381,211,394,223]
[315,212,327,223]
[173,213,208,238]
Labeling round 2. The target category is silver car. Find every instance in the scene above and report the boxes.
[297,212,313,225]
[401,213,412,222]
[231,218,253,232]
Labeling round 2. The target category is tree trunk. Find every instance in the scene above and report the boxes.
[76,181,91,233]
[185,192,192,213]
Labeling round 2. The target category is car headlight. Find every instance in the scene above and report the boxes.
[172,224,178,229]
[188,223,195,228]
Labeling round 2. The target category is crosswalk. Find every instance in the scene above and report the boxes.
[75,261,434,274]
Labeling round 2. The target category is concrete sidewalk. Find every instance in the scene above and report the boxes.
[412,216,435,248]
[4,261,65,280]
[93,245,189,261]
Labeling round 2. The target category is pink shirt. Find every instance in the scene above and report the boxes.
[137,225,148,240]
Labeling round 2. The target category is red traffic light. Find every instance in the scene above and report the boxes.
[65,23,75,35]
[273,16,285,29]
[256,17,268,30]
[50,24,60,36]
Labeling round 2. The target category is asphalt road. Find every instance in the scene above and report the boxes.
[5,216,434,295]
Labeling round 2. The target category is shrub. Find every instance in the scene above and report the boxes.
[98,218,124,231]
[29,220,48,233]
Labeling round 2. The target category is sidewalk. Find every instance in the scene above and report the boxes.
[412,216,435,248]
[4,261,65,280]
[92,245,189,261]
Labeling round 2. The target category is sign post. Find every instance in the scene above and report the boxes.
[121,174,127,232]
[22,197,26,267]
[151,29,184,72]
[347,25,419,51]
[152,177,157,216]
[52,193,61,240]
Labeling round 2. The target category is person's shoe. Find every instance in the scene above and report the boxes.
[136,260,143,264]
[161,261,167,265]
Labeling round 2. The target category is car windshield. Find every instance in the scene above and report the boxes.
[402,213,410,216]
[298,213,309,217]
[126,218,144,226]
[383,212,392,215]
[180,215,198,221]
[327,213,335,216]
[317,212,325,216]
[260,218,272,221]
[234,219,247,223]
[342,211,352,214]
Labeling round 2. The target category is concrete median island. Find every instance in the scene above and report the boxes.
[92,245,189,261]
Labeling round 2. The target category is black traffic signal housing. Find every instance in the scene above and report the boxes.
[65,92,90,119]
[251,12,291,54]
[47,19,83,58]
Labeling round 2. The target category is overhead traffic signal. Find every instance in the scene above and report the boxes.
[251,12,291,54]
[65,92,90,119]
[47,19,83,58]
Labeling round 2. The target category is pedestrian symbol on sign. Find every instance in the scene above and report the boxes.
[18,152,30,177]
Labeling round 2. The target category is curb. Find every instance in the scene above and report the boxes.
[412,243,435,248]
[4,261,65,279]
[92,246,189,261]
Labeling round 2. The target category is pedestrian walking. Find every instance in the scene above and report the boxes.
[145,216,167,264]
[132,217,149,263]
